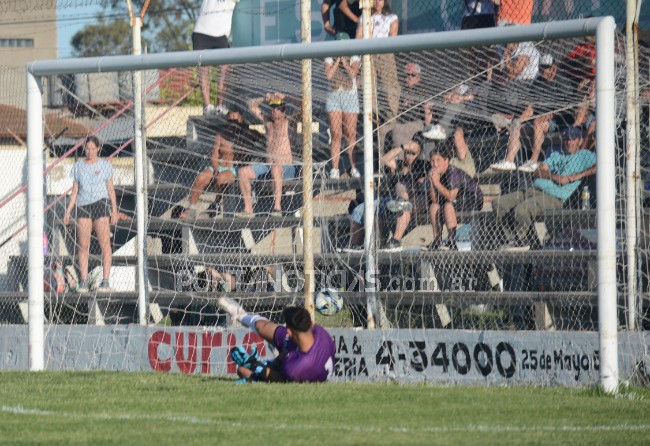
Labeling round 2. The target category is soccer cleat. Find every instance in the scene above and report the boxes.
[234,377,249,385]
[349,167,361,179]
[386,199,413,213]
[422,124,447,140]
[490,160,517,171]
[329,168,340,179]
[518,160,539,173]
[217,296,247,321]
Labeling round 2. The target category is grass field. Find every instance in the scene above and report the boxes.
[1,372,649,445]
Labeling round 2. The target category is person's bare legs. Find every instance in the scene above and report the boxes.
[77,217,92,281]
[189,168,214,206]
[199,66,211,107]
[393,183,411,241]
[93,216,112,281]
[270,165,284,212]
[531,115,551,164]
[429,202,441,246]
[349,221,364,247]
[328,110,343,171]
[217,64,230,108]
[342,111,358,168]
[237,166,256,213]
[443,202,458,249]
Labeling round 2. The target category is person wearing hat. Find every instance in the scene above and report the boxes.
[492,125,596,251]
[237,92,297,218]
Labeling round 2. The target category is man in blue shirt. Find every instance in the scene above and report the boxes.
[493,126,596,251]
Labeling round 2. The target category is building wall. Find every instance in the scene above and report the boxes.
[0,1,57,108]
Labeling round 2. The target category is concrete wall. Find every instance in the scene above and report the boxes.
[0,326,648,386]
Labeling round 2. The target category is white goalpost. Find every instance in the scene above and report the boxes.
[24,17,622,390]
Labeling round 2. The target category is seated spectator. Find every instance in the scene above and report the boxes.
[379,62,433,149]
[381,135,429,251]
[422,84,476,142]
[427,126,477,178]
[180,108,258,219]
[426,142,484,251]
[237,93,297,218]
[493,125,596,251]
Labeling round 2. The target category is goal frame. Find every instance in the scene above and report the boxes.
[26,17,618,391]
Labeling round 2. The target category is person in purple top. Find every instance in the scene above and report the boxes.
[218,298,336,383]
[426,141,483,251]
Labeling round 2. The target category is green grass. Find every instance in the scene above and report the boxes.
[1,372,649,445]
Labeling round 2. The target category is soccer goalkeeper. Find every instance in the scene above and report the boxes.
[218,298,336,383]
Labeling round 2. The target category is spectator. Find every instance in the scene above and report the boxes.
[426,142,484,251]
[179,108,260,219]
[322,0,361,40]
[379,62,434,149]
[445,126,477,178]
[493,125,596,251]
[324,51,361,179]
[358,0,401,122]
[63,136,118,292]
[192,0,239,116]
[461,0,499,30]
[381,135,429,251]
[237,93,297,218]
[502,41,540,82]
[498,0,532,25]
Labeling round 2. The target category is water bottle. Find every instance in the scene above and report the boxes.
[581,185,591,210]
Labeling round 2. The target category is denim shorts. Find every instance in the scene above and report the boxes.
[326,89,360,114]
[251,164,296,180]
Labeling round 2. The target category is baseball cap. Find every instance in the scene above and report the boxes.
[540,53,554,67]
[563,126,584,140]
[268,98,285,108]
[405,63,421,75]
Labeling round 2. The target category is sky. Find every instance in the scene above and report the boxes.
[56,1,104,58]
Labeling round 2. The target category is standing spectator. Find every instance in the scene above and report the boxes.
[322,0,361,40]
[461,0,500,30]
[192,0,239,117]
[493,126,596,251]
[426,142,483,251]
[64,136,118,292]
[324,51,361,179]
[237,93,297,218]
[357,0,400,122]
[498,0,532,25]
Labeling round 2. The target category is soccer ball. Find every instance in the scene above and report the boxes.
[314,288,343,316]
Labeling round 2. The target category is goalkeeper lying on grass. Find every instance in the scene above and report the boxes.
[218,298,336,383]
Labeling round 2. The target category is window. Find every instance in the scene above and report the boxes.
[0,39,34,48]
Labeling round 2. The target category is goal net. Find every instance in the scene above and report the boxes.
[6,17,649,386]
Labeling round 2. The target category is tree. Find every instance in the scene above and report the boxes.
[70,0,196,56]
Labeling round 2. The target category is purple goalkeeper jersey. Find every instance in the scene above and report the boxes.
[272,324,336,383]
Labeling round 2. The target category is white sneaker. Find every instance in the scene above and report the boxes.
[329,168,340,179]
[203,104,217,117]
[422,124,447,140]
[490,160,517,171]
[350,167,361,179]
[217,296,247,321]
[215,104,229,115]
[518,160,539,173]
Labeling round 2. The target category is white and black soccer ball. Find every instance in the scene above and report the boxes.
[314,288,343,316]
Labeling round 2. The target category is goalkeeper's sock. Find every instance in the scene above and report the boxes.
[240,313,268,336]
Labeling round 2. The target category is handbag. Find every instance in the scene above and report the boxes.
[461,1,497,30]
